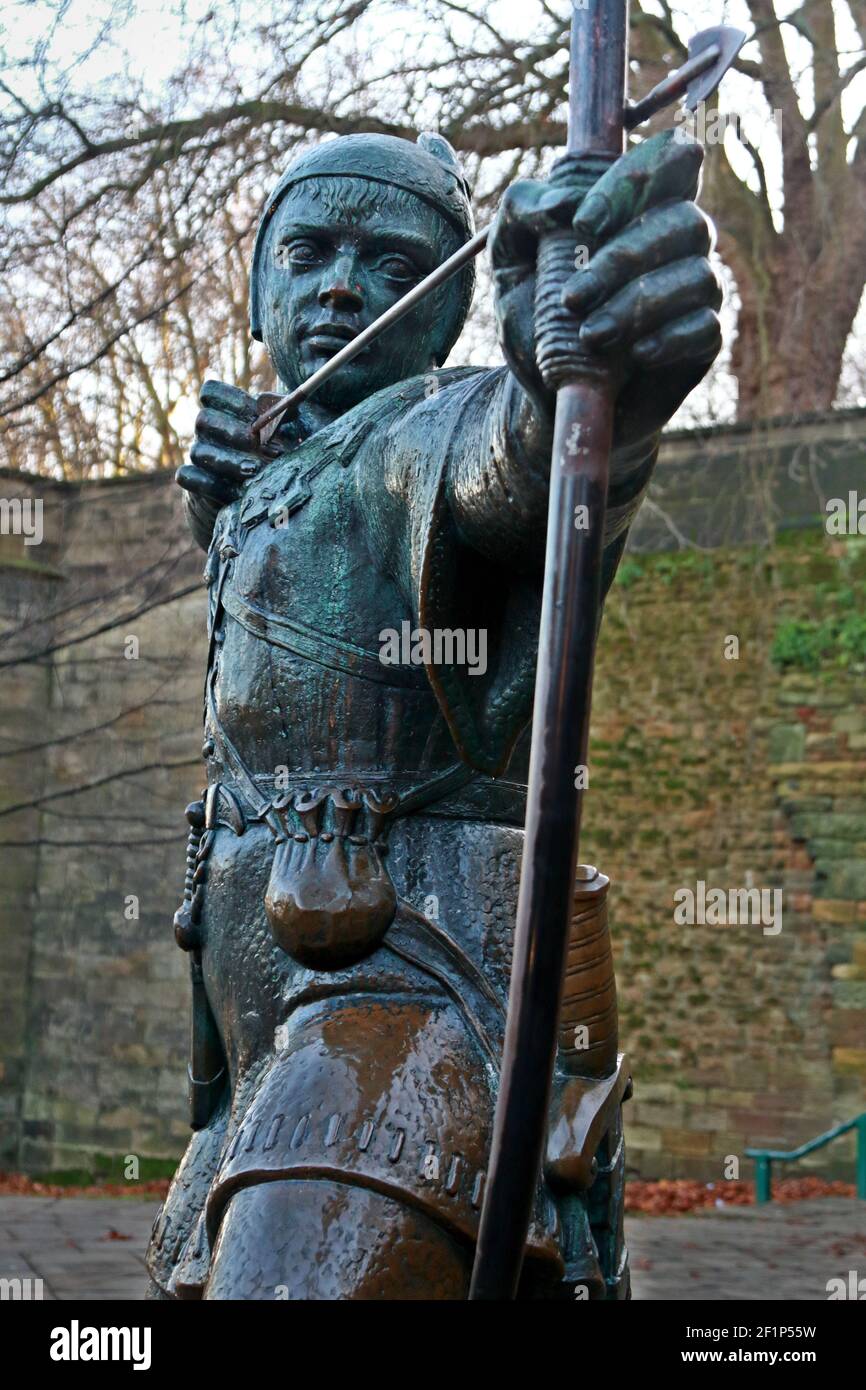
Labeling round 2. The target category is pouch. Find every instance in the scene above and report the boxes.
[264,786,399,970]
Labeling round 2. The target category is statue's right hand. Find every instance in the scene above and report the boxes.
[176,379,280,507]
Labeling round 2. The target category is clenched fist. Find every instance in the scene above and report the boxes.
[489,130,722,449]
[176,381,282,549]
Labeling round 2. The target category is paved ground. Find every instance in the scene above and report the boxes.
[1,1195,864,1300]
[0,1196,156,1301]
[628,1198,866,1301]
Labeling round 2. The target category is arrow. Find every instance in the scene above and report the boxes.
[251,26,745,447]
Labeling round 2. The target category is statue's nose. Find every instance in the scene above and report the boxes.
[318,255,363,311]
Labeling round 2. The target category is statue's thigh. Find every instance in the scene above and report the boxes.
[204,1178,471,1300]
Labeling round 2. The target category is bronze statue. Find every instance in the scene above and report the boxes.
[145,21,726,1296]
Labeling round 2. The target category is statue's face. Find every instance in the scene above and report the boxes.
[257,177,462,410]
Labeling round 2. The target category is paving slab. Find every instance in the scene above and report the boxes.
[0,1195,864,1300]
[627,1197,866,1301]
[0,1196,156,1302]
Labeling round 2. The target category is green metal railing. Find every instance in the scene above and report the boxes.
[745,1113,866,1204]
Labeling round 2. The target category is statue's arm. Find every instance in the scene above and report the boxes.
[446,368,658,571]
[447,133,723,572]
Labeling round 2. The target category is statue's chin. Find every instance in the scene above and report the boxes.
[278,357,416,415]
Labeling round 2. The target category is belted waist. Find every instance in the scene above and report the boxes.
[204,766,529,837]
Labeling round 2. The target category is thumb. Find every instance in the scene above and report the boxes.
[490,179,578,272]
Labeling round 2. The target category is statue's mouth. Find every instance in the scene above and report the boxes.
[302,320,369,359]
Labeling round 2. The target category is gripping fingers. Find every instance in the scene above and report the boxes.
[189,439,262,485]
[178,379,272,509]
[563,202,713,316]
[196,406,280,460]
[579,256,722,353]
[632,307,722,368]
[176,463,239,507]
[490,179,580,272]
[572,130,703,253]
[199,378,259,423]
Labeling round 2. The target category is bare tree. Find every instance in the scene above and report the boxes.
[0,0,862,478]
[697,0,866,418]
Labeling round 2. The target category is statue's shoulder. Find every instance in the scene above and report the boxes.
[356,364,492,424]
[295,365,497,473]
[232,367,502,535]
[363,364,506,447]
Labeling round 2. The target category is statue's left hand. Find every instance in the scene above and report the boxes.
[490,130,723,444]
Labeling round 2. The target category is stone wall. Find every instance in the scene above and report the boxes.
[0,407,864,1183]
[0,470,206,1176]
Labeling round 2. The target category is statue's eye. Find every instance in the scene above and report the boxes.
[278,240,321,268]
[375,254,417,282]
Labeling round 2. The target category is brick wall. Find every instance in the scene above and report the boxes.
[585,528,866,1180]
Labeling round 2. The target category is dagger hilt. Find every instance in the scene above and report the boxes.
[545,865,631,1195]
[557,865,618,1079]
